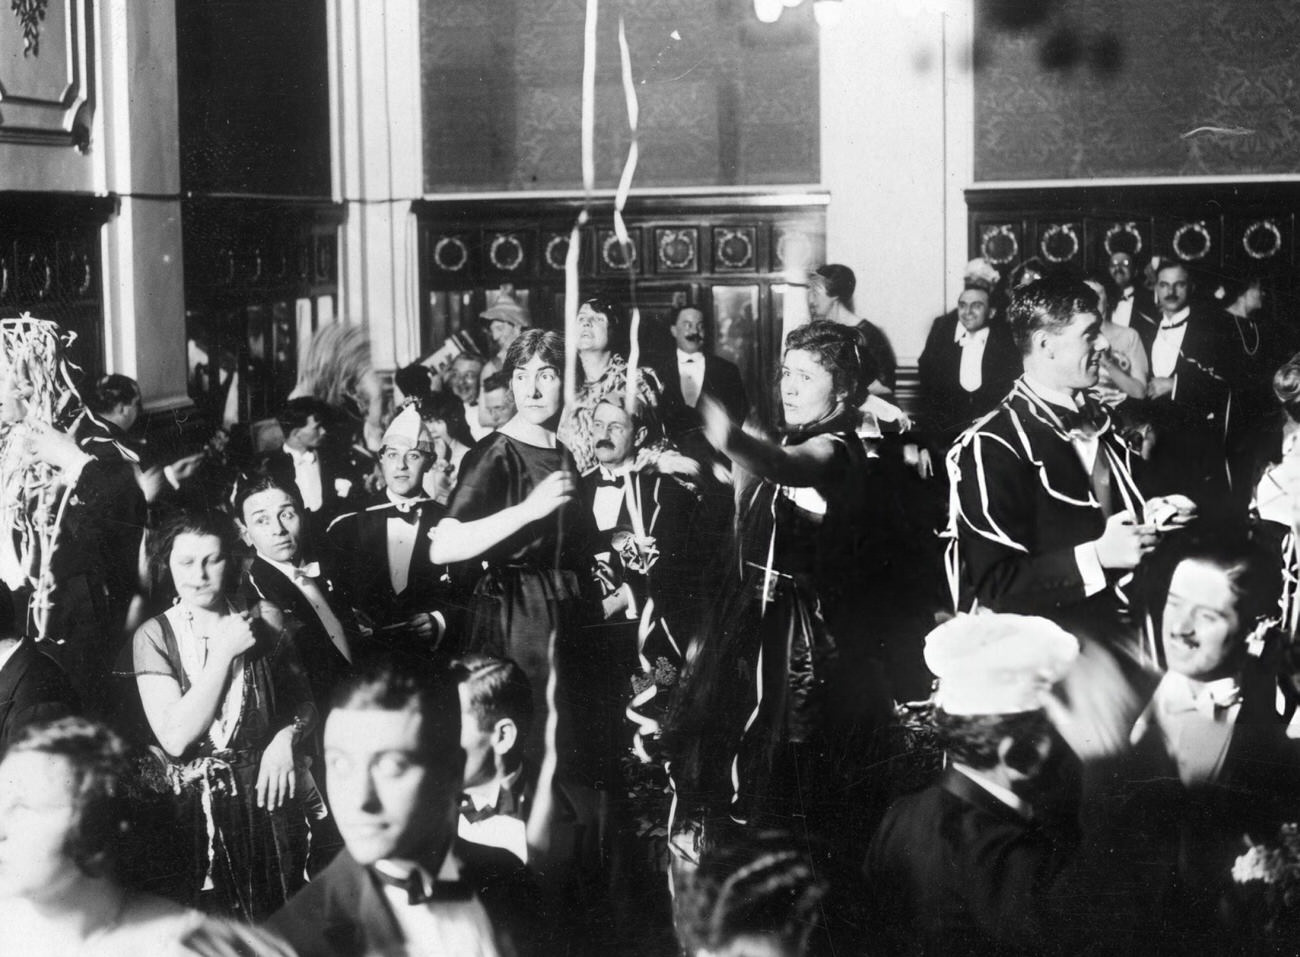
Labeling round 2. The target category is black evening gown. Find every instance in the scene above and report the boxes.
[446,431,602,783]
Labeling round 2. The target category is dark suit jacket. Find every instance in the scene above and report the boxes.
[267,843,547,957]
[241,557,360,715]
[579,468,705,637]
[950,380,1144,636]
[0,639,78,752]
[651,351,749,433]
[1134,303,1237,426]
[917,313,1022,451]
[324,495,458,643]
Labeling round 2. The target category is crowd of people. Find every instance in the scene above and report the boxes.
[2,253,1300,955]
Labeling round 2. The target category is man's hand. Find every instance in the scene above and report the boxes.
[519,471,576,523]
[1040,641,1147,763]
[1093,511,1157,570]
[698,395,733,452]
[1146,376,1175,400]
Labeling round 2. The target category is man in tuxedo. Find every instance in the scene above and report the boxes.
[653,306,748,440]
[268,652,546,957]
[1107,251,1140,328]
[239,476,359,717]
[326,406,454,653]
[1136,260,1238,506]
[948,277,1194,642]
[455,654,535,863]
[259,396,362,538]
[447,353,493,443]
[917,280,1022,457]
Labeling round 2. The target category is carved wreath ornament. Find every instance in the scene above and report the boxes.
[11,0,47,57]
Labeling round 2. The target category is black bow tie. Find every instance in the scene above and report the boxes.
[1054,396,1108,434]
[593,472,625,489]
[373,866,472,905]
[389,504,421,524]
[459,794,501,824]
[1159,315,1189,331]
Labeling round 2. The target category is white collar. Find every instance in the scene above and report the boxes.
[375,850,462,887]
[952,762,1033,818]
[386,490,424,510]
[1021,375,1080,411]
[283,443,317,465]
[0,640,20,673]
[263,555,310,580]
[1159,306,1191,329]
[1157,671,1242,712]
[676,348,703,363]
[462,765,523,813]
[954,323,990,345]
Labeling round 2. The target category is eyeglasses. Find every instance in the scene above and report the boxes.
[381,449,429,466]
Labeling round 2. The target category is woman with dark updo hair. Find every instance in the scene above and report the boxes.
[807,263,896,395]
[668,320,890,844]
[417,391,475,504]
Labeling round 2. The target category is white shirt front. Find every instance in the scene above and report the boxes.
[677,349,705,407]
[1149,671,1240,786]
[955,324,990,392]
[284,444,323,512]
[1111,288,1135,328]
[385,493,422,595]
[374,856,500,957]
[591,467,630,532]
[1151,306,1190,381]
[263,556,351,661]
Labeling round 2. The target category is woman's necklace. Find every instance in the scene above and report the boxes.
[178,600,243,748]
[1232,313,1260,356]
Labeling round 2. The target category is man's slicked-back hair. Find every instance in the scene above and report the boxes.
[330,650,462,761]
[233,473,303,523]
[453,654,534,738]
[1007,276,1101,355]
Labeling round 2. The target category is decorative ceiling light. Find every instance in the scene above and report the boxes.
[754,0,844,27]
[754,0,784,23]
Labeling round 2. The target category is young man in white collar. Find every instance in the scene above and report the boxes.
[268,652,546,957]
[455,655,534,864]
[239,476,359,718]
[1135,260,1238,505]
[949,277,1196,644]
[260,397,360,538]
[326,406,452,651]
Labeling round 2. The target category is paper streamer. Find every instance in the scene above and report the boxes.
[613,15,644,413]
[565,0,600,408]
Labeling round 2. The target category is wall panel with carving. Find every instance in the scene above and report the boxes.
[973,0,1300,181]
[420,0,820,191]
[0,0,93,151]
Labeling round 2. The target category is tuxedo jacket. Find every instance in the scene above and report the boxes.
[948,380,1144,633]
[1133,303,1237,427]
[0,640,78,752]
[267,843,547,957]
[917,313,1022,449]
[578,468,705,634]
[241,556,360,715]
[650,351,749,432]
[258,446,367,536]
[324,495,457,640]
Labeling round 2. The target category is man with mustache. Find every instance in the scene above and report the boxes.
[948,277,1194,644]
[652,305,748,444]
[1135,260,1238,506]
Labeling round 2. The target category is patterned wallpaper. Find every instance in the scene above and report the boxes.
[421,0,819,191]
[974,0,1300,181]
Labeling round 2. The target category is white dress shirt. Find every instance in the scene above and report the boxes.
[955,324,990,392]
[1021,376,1106,597]
[459,766,528,863]
[373,856,500,957]
[385,494,422,595]
[1148,671,1240,786]
[1111,288,1135,328]
[591,466,630,532]
[284,444,323,512]
[677,349,705,407]
[263,555,351,661]
[1151,306,1190,381]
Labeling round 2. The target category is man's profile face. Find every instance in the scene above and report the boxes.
[1040,311,1108,391]
[671,308,706,355]
[324,707,462,865]
[488,319,520,352]
[1108,253,1134,288]
[290,414,327,451]
[1156,265,1191,315]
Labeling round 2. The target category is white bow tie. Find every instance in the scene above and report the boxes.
[294,562,322,582]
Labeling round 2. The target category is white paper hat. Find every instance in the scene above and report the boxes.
[925,613,1079,715]
[381,405,433,453]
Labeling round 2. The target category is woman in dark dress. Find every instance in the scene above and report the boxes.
[131,510,316,921]
[429,329,604,774]
[669,321,889,839]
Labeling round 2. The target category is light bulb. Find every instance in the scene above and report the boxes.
[754,0,784,23]
[782,0,803,7]
[813,0,844,27]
